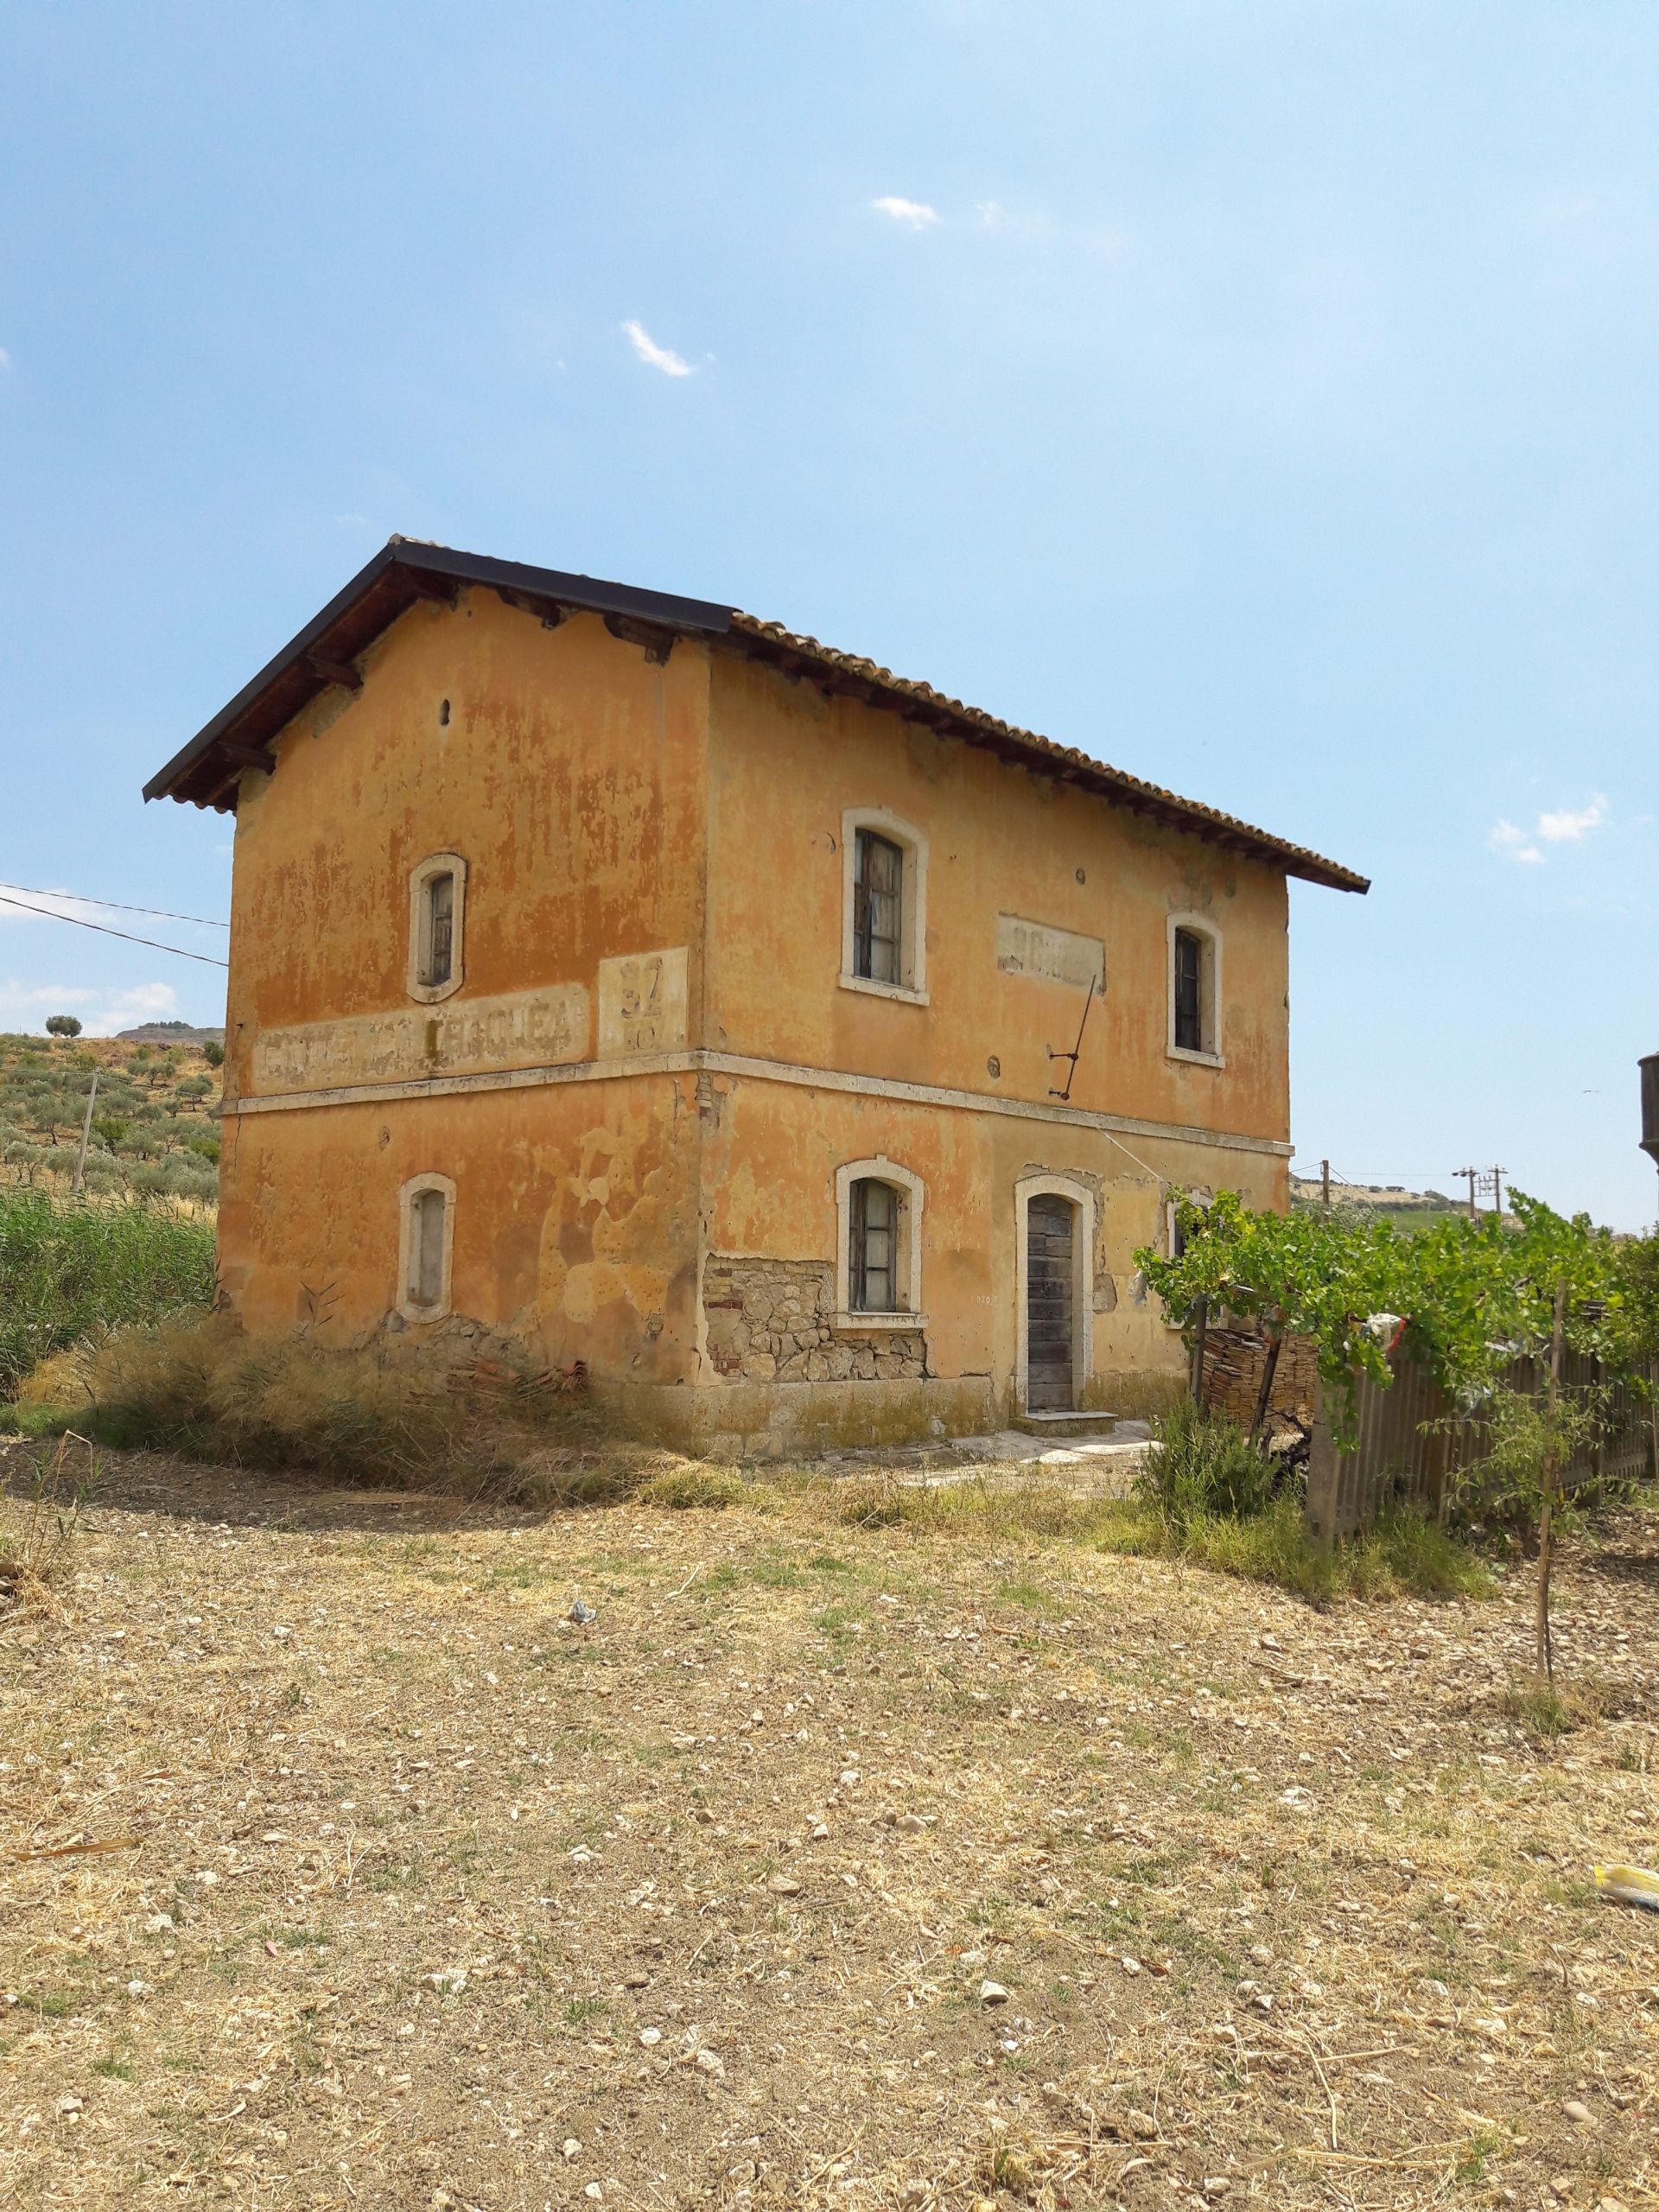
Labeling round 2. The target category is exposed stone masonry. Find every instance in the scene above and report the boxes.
[703,1257,926,1383]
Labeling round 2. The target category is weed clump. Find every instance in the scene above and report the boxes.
[0,1433,86,1620]
[1138,1402,1277,1532]
[33,1314,650,1501]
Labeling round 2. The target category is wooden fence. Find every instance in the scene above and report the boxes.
[1304,1345,1656,1543]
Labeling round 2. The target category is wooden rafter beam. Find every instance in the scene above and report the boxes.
[396,566,460,606]
[305,653,363,692]
[219,740,277,772]
[495,585,572,630]
[603,613,676,665]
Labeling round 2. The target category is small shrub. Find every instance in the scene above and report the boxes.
[1138,1402,1276,1531]
[639,1464,751,1510]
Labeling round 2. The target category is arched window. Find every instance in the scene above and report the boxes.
[408,852,467,1003]
[398,1172,456,1320]
[1166,912,1222,1065]
[834,1157,926,1325]
[840,809,928,1003]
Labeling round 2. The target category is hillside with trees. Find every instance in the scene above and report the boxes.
[0,1027,221,1208]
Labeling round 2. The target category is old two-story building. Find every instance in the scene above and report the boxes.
[146,541,1366,1453]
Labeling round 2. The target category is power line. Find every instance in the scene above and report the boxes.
[0,879,228,928]
[0,891,229,968]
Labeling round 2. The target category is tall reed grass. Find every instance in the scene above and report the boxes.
[0,1187,216,1399]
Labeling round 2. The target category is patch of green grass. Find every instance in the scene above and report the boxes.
[995,1579,1066,1618]
[91,2052,134,2081]
[0,1185,215,1398]
[1504,1675,1611,1738]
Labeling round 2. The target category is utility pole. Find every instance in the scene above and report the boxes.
[1454,1166,1479,1222]
[1321,1159,1331,1207]
[71,1065,99,1198]
[1485,1166,1508,1220]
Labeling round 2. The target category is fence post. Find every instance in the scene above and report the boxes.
[1305,1376,1340,1547]
[1190,1297,1208,1410]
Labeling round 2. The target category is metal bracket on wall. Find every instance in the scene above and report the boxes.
[1046,977,1096,1102]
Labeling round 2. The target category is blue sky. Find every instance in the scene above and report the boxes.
[1,2,1655,1225]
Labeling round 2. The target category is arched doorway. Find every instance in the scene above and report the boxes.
[1014,1174,1095,1415]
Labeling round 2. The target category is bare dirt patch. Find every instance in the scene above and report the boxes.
[2,1450,1656,2209]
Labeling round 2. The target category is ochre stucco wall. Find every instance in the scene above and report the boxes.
[703,650,1290,1144]
[212,588,1300,1447]
[219,590,713,1386]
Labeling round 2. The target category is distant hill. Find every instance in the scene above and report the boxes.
[116,1021,226,1044]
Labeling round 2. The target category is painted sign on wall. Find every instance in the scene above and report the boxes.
[995,914,1105,994]
[252,983,590,1095]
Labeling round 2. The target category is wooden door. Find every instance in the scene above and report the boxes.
[1026,1195,1076,1410]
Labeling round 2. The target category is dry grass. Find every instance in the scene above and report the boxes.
[2,1449,1656,2211]
[51,1316,659,1505]
[0,1433,88,1621]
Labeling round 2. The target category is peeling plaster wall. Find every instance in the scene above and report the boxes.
[218,591,712,1382]
[214,585,1302,1445]
[220,1078,702,1382]
[693,1071,1284,1426]
[703,650,1292,1147]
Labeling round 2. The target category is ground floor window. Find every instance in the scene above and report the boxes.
[849,1177,897,1311]
[834,1156,926,1325]
[398,1172,456,1320]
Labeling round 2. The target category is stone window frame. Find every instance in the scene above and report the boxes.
[1014,1170,1096,1413]
[834,1155,926,1331]
[1166,910,1224,1068]
[840,807,929,1006]
[407,850,468,1005]
[397,1170,456,1323]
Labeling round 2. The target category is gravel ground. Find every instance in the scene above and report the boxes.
[2,1448,1656,2212]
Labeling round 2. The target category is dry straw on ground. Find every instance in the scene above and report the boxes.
[1,1448,1655,2210]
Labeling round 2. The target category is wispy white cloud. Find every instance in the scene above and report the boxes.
[622,320,692,378]
[1491,794,1607,864]
[1491,821,1545,864]
[1537,794,1606,842]
[0,347,11,371]
[872,195,941,231]
[0,979,184,1037]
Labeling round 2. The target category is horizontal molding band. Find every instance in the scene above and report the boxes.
[223,1046,1292,1159]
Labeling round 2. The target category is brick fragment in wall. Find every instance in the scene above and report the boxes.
[1198,1325,1317,1430]
[702,1255,926,1383]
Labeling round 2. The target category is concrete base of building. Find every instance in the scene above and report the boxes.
[605,1375,996,1460]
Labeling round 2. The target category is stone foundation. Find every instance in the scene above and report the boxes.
[612,1374,994,1461]
[702,1256,926,1383]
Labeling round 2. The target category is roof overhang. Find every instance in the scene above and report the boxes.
[145,539,1368,893]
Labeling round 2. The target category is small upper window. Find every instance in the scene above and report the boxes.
[1167,915,1221,1064]
[407,852,467,1003]
[422,871,455,989]
[840,809,928,1001]
[1173,927,1204,1052]
[849,1176,899,1312]
[853,830,903,986]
